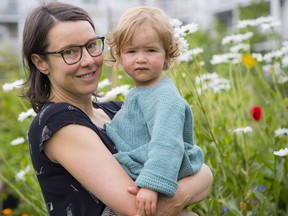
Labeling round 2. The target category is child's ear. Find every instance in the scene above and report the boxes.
[31,54,50,74]
[163,58,170,70]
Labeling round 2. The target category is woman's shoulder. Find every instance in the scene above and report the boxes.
[41,102,82,113]
[31,102,90,130]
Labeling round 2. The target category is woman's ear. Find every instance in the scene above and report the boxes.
[31,54,50,74]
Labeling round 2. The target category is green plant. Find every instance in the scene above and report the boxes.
[169,15,288,216]
[1,14,288,216]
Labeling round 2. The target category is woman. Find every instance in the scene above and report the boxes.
[22,1,213,216]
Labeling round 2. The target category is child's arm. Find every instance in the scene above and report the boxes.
[128,164,213,216]
[136,187,158,216]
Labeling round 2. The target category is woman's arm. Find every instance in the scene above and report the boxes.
[128,164,213,216]
[44,124,138,216]
[44,123,212,216]
[156,164,213,216]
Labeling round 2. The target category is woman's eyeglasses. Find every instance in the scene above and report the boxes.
[43,36,105,65]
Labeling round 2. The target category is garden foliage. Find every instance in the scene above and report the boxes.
[1,13,288,216]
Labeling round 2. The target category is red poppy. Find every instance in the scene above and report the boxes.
[250,106,263,121]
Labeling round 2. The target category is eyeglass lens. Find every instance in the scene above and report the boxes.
[63,38,103,65]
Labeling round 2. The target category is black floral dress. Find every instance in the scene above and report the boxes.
[28,101,122,216]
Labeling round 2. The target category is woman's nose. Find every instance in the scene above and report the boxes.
[80,48,95,65]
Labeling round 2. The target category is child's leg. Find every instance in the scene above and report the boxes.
[179,164,213,204]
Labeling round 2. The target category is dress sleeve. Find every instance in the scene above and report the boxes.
[36,103,97,153]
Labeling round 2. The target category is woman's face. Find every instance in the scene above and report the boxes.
[43,21,103,101]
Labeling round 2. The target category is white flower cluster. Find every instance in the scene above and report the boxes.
[212,14,287,84]
[172,18,202,62]
[261,41,288,84]
[222,32,254,45]
[274,147,288,157]
[15,165,31,181]
[98,84,131,102]
[274,128,288,157]
[229,43,250,53]
[98,78,111,89]
[275,128,288,137]
[263,42,288,63]
[18,108,36,122]
[2,79,24,92]
[233,17,288,84]
[210,53,242,65]
[251,53,263,62]
[232,126,288,157]
[262,62,288,84]
[195,72,231,94]
[10,137,25,146]
[234,126,253,134]
[236,16,281,30]
[211,32,254,65]
[282,55,288,68]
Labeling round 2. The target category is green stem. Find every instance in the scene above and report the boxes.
[242,135,250,180]
[174,64,225,158]
[273,157,279,215]
[0,174,46,215]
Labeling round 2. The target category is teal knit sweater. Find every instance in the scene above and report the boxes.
[105,76,204,197]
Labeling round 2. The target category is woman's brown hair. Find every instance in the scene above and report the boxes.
[22,1,95,113]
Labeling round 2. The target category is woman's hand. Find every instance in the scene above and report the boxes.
[156,164,213,216]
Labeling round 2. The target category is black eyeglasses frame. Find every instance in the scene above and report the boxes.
[43,36,105,65]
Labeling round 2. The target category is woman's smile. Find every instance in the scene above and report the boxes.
[76,71,96,79]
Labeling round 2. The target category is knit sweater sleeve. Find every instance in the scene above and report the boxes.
[135,85,188,197]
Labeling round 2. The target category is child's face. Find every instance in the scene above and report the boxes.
[120,24,168,88]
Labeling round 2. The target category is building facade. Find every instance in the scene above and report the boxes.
[0,0,287,54]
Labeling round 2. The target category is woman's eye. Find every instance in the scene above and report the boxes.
[63,47,79,55]
[87,42,96,49]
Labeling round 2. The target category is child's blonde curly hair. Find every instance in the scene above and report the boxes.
[106,5,180,70]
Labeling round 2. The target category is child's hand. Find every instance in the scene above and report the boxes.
[136,188,158,216]
[127,185,140,195]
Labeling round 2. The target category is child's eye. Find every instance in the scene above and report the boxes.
[126,50,136,54]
